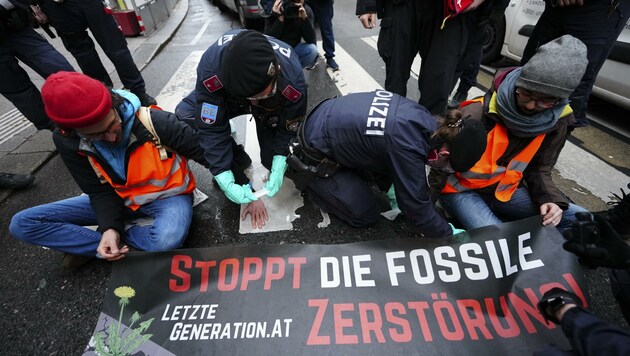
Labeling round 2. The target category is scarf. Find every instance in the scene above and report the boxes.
[92,90,141,180]
[495,68,568,138]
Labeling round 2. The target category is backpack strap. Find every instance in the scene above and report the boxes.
[136,106,169,161]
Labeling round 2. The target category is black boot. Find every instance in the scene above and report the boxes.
[0,172,34,190]
[132,90,158,106]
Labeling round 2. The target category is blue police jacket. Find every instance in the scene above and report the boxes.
[304,90,452,237]
[192,29,307,176]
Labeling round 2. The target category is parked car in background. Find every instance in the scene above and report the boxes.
[482,0,630,110]
[212,0,263,29]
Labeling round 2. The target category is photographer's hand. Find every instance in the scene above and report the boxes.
[563,214,630,269]
[273,0,284,21]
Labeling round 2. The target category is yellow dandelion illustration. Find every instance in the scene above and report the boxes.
[114,286,136,299]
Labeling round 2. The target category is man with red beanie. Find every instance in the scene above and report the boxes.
[9,72,210,269]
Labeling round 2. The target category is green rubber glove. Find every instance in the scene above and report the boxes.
[387,184,398,210]
[264,155,288,197]
[449,223,466,235]
[215,170,257,204]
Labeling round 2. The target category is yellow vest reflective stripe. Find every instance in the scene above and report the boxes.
[88,141,196,210]
[442,124,546,202]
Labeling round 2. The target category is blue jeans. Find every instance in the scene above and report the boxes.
[9,194,193,256]
[294,43,318,68]
[439,187,588,233]
[308,0,335,59]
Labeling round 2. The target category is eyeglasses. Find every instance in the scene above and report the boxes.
[78,110,122,142]
[246,79,277,101]
[515,88,560,108]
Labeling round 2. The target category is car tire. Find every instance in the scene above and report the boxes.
[236,1,253,28]
[481,15,506,65]
[214,0,229,12]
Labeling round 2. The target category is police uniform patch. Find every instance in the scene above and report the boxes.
[200,102,219,124]
[282,85,302,103]
[203,75,223,93]
[285,116,302,132]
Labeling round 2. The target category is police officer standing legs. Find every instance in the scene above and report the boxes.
[37,0,157,106]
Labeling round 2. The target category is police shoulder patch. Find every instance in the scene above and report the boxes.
[282,85,302,103]
[203,75,223,93]
[285,116,303,132]
[200,102,219,125]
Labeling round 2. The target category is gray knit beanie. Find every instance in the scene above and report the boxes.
[515,35,588,99]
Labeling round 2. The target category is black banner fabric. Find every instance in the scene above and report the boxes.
[84,216,586,355]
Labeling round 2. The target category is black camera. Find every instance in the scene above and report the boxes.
[282,0,300,19]
[573,212,601,247]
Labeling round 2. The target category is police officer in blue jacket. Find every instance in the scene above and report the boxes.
[287,90,487,238]
[176,30,307,227]
[1,0,74,130]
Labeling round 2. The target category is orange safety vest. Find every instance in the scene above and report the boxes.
[441,119,545,203]
[88,141,196,210]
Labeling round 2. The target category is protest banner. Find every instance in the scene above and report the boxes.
[84,216,584,355]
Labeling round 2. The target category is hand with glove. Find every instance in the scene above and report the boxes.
[214,170,258,204]
[387,184,398,210]
[449,223,466,235]
[264,155,288,197]
[563,213,630,269]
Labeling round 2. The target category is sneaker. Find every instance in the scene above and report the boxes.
[594,183,630,239]
[0,172,35,190]
[326,57,339,71]
[132,90,158,106]
[62,253,95,270]
[447,91,468,110]
[305,57,319,70]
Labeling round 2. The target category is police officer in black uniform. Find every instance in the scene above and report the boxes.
[1,0,74,130]
[176,30,306,225]
[36,0,157,106]
[355,0,469,115]
[286,90,486,238]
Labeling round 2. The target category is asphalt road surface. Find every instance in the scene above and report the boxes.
[1,0,629,354]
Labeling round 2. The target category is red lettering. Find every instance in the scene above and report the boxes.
[563,273,589,308]
[385,302,412,343]
[240,257,263,291]
[407,301,433,341]
[194,260,216,292]
[218,258,239,291]
[169,255,192,292]
[264,257,285,290]
[509,288,552,333]
[456,299,493,340]
[288,257,307,288]
[334,303,359,344]
[485,296,520,338]
[358,303,385,343]
[307,299,330,345]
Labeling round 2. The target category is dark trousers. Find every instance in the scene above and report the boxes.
[307,169,381,228]
[452,13,488,95]
[308,0,335,59]
[521,0,630,127]
[39,0,145,91]
[0,27,74,130]
[377,0,467,114]
[610,268,630,326]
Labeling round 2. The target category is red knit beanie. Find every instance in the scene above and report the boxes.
[42,71,112,129]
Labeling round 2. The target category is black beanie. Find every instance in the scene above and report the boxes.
[449,118,487,172]
[221,30,278,98]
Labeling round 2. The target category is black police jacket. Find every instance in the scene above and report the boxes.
[193,29,307,176]
[304,90,452,238]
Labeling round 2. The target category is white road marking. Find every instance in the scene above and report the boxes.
[155,51,203,111]
[190,21,211,46]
